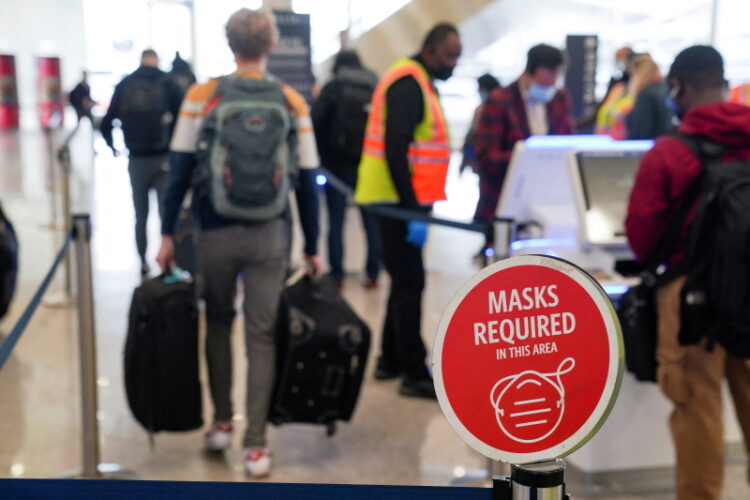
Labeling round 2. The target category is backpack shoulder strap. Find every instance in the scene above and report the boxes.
[642,133,707,275]
[674,132,725,160]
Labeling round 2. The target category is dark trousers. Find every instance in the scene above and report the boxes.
[377,215,428,381]
[325,182,380,282]
[199,219,289,448]
[128,155,167,261]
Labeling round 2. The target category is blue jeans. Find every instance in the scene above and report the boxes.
[325,182,380,283]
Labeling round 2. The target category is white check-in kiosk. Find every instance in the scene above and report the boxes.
[497,135,744,481]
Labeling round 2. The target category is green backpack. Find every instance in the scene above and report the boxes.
[195,73,297,221]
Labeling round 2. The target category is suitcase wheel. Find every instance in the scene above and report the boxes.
[326,421,336,437]
[338,324,364,352]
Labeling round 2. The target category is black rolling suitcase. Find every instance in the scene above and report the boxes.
[0,203,18,320]
[124,274,202,433]
[269,274,370,435]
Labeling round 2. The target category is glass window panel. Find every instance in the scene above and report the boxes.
[292,0,349,64]
[151,3,193,65]
[193,0,262,79]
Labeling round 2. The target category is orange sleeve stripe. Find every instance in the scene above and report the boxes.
[183,79,219,106]
[179,110,204,119]
[281,85,310,117]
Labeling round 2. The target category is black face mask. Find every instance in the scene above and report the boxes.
[667,86,685,121]
[433,64,454,81]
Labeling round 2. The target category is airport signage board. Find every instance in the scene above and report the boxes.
[433,255,622,463]
[268,11,314,104]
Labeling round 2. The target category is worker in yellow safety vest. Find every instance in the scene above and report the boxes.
[729,83,750,106]
[354,23,461,399]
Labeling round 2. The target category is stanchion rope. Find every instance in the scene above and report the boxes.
[318,166,512,233]
[0,230,75,370]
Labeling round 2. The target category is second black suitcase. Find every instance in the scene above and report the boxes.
[269,274,370,435]
[124,274,202,433]
[0,203,18,320]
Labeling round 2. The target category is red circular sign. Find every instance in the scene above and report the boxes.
[433,255,622,463]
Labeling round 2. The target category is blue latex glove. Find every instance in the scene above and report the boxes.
[405,220,428,248]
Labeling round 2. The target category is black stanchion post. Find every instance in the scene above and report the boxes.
[492,460,569,500]
[73,214,100,479]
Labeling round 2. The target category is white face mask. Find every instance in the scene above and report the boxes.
[528,83,556,104]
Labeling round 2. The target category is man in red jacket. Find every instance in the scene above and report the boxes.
[625,46,750,500]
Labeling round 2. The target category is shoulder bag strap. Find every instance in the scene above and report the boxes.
[641,134,707,277]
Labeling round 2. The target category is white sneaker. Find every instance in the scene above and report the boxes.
[204,421,233,451]
[244,448,272,478]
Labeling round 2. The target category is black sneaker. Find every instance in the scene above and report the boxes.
[140,261,151,277]
[399,377,437,399]
[374,358,401,380]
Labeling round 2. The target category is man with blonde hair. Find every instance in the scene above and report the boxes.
[157,8,321,477]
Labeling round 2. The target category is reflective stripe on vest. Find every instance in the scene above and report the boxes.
[354,58,450,205]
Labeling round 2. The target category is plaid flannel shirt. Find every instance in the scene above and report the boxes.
[474,80,574,221]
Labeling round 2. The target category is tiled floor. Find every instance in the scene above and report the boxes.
[0,126,748,499]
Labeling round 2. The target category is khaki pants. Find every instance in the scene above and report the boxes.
[656,277,750,500]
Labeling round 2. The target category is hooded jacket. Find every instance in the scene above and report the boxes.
[625,102,750,265]
[100,65,183,156]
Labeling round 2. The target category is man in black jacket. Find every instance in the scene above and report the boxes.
[312,50,380,290]
[100,49,183,275]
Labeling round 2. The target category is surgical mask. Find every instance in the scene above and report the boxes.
[528,83,556,104]
[479,90,489,103]
[433,64,454,81]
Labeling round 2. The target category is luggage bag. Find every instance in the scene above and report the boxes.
[269,274,370,436]
[124,274,202,433]
[0,204,18,320]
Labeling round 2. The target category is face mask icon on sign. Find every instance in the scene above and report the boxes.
[490,357,575,443]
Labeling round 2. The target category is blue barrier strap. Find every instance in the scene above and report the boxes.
[318,166,510,234]
[0,230,74,370]
[0,479,491,500]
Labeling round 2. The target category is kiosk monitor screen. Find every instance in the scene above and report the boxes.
[575,151,643,246]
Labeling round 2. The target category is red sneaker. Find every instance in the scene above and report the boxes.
[204,421,233,451]
[244,448,272,477]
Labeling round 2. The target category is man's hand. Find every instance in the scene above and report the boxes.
[304,254,323,276]
[156,235,176,273]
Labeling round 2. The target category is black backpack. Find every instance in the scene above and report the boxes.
[0,203,18,320]
[329,68,377,166]
[119,76,173,152]
[678,134,750,357]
